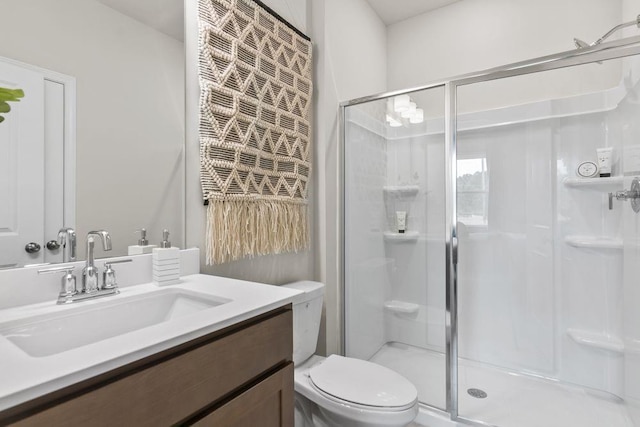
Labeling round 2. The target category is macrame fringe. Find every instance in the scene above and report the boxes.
[206,199,309,265]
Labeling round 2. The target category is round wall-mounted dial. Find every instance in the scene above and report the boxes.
[576,161,599,178]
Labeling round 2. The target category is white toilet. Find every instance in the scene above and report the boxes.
[283,281,419,427]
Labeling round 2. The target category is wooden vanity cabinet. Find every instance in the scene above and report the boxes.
[1,306,294,427]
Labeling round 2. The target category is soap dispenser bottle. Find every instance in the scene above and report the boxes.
[128,228,157,255]
[152,229,180,286]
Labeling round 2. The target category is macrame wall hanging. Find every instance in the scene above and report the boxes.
[198,0,313,264]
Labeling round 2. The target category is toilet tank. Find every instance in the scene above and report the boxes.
[282,281,324,365]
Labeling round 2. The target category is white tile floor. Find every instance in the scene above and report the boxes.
[369,342,633,427]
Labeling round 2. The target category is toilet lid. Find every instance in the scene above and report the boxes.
[309,355,417,408]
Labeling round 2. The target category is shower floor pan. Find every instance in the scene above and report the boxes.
[369,342,632,427]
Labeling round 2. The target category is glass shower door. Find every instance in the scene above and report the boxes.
[454,54,638,427]
[343,85,447,409]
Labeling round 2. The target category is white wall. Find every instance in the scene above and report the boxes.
[0,0,185,257]
[387,0,625,88]
[387,0,628,112]
[311,0,387,355]
[324,0,387,100]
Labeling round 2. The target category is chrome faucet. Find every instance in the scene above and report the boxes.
[83,230,112,293]
[39,230,129,304]
[609,177,640,213]
[57,227,76,262]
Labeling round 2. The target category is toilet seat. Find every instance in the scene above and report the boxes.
[308,355,418,410]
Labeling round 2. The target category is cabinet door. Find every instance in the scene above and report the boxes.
[194,363,294,427]
[9,310,292,427]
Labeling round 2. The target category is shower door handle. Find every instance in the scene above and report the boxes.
[452,236,458,264]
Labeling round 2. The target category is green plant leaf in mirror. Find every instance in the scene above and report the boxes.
[0,87,25,123]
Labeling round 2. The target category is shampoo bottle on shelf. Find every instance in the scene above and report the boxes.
[128,228,157,255]
[396,211,407,234]
[596,147,613,177]
[152,229,180,286]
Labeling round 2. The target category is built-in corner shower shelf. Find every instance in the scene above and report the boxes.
[567,328,624,354]
[383,185,420,197]
[384,300,419,316]
[565,236,622,250]
[383,231,419,243]
[563,176,623,189]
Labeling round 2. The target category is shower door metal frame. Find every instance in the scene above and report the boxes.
[339,34,640,426]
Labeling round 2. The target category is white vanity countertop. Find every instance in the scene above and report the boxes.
[0,274,302,412]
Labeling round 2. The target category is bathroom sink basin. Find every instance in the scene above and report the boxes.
[0,289,230,357]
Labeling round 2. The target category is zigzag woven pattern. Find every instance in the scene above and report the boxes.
[198,0,313,264]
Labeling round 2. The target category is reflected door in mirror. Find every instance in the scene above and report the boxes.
[0,59,45,267]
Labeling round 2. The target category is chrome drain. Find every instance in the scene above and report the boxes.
[467,388,488,399]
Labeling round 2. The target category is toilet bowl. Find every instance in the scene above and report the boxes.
[283,281,418,427]
[295,355,418,427]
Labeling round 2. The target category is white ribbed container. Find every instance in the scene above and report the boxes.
[152,247,180,286]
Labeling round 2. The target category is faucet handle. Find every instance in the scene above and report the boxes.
[609,192,614,210]
[608,178,640,212]
[38,265,77,301]
[102,259,132,290]
[104,259,133,266]
[38,265,76,275]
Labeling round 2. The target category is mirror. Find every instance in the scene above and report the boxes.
[0,0,185,268]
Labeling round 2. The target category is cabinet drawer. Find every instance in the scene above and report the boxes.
[194,363,294,427]
[12,309,292,427]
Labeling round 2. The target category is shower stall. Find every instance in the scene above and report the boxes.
[340,36,640,426]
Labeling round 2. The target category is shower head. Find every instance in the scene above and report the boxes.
[574,38,591,49]
[574,14,640,49]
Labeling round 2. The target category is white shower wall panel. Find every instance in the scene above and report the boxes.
[344,107,389,360]
[384,131,447,351]
[384,238,446,352]
[554,112,624,396]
